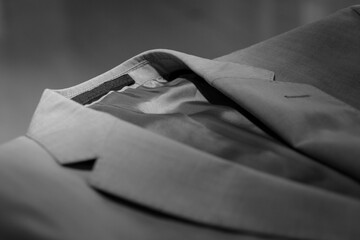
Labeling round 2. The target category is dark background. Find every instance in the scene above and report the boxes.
[0,0,359,144]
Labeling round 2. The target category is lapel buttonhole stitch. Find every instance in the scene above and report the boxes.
[284,94,311,98]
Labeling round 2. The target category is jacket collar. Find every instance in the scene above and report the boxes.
[27,49,360,240]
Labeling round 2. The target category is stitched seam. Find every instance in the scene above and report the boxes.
[146,56,275,85]
[67,60,149,98]
[111,60,149,82]
[80,60,148,95]
[69,55,184,99]
[25,134,60,162]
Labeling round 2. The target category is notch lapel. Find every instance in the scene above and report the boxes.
[89,112,360,240]
[27,50,360,240]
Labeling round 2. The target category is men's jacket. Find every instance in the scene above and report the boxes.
[1,5,360,240]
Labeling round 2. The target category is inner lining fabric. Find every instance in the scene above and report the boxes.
[85,69,360,199]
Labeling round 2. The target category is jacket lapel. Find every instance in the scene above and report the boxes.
[28,50,360,240]
[89,113,360,240]
[212,77,360,182]
[27,89,117,165]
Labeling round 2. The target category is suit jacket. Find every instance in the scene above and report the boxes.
[1,5,360,240]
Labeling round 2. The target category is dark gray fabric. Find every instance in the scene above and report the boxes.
[3,5,360,240]
[217,6,360,110]
[90,73,360,199]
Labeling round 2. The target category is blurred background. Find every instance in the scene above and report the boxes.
[0,0,359,144]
